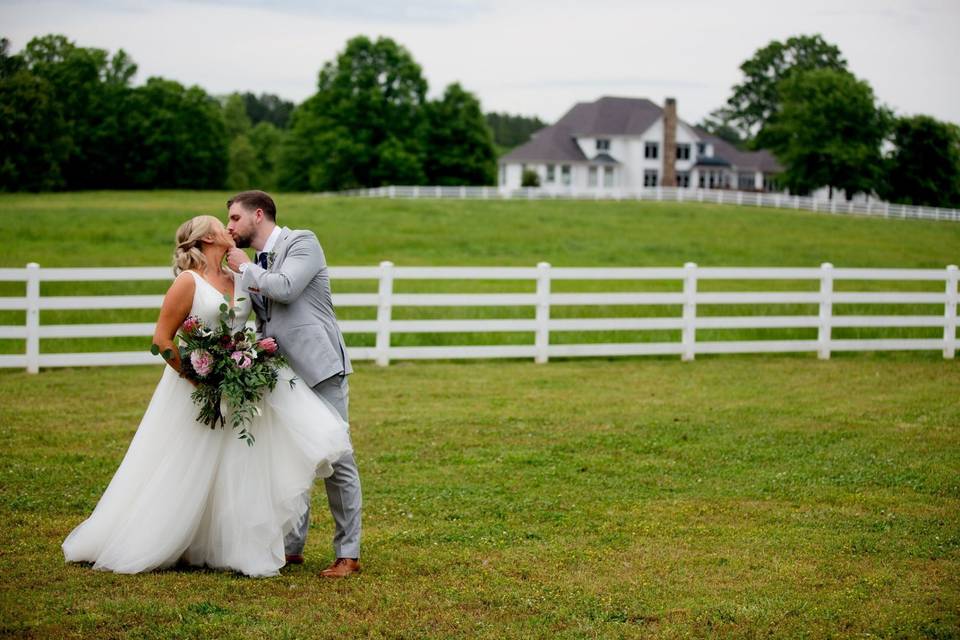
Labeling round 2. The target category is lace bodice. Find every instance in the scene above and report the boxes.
[184,270,252,332]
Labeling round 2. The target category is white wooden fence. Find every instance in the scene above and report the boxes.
[335,185,960,223]
[0,262,956,373]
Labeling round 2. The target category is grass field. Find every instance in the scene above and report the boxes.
[1,192,958,637]
[1,357,958,638]
[0,191,957,356]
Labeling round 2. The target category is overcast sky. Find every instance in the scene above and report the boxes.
[2,0,958,126]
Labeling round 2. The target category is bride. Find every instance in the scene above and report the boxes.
[62,215,352,577]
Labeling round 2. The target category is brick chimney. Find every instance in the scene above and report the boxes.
[661,97,677,187]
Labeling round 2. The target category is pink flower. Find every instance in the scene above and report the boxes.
[182,316,202,334]
[258,337,278,354]
[190,349,214,377]
[231,351,253,369]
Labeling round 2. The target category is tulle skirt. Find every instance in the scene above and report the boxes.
[62,366,352,577]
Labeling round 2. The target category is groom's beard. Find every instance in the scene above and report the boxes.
[232,233,252,249]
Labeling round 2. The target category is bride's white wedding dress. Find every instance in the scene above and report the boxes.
[62,270,352,577]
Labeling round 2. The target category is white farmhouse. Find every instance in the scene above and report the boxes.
[499,96,782,194]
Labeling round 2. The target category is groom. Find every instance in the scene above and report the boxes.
[224,190,362,578]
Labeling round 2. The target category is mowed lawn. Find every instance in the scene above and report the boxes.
[0,191,958,355]
[1,358,958,638]
[1,190,957,268]
[0,192,958,637]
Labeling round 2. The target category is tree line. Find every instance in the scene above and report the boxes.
[699,34,960,207]
[3,32,958,207]
[1,34,545,193]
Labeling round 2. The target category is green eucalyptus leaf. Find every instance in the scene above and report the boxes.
[150,343,160,356]
[162,349,174,361]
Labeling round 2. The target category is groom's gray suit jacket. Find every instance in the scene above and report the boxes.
[239,226,352,387]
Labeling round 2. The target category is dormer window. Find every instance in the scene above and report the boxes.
[596,139,610,151]
[697,142,706,156]
[677,144,691,160]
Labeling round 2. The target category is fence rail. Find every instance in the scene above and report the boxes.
[0,262,956,372]
[334,185,960,223]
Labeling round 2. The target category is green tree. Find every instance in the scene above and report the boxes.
[20,34,136,189]
[226,135,257,190]
[881,115,960,208]
[223,92,252,139]
[484,112,546,151]
[248,121,284,190]
[241,92,294,129]
[763,69,890,199]
[121,77,227,189]
[424,83,496,185]
[279,35,428,191]
[0,38,69,191]
[722,34,847,145]
[696,110,746,148]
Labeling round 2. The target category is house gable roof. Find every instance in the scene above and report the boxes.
[500,96,782,173]
[501,96,663,164]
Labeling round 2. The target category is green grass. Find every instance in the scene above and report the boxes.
[1,191,957,268]
[1,358,958,638]
[0,191,957,356]
[1,193,958,636]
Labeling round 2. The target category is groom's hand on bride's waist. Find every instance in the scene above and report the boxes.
[226,248,252,273]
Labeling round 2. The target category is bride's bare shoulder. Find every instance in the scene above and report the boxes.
[165,270,197,300]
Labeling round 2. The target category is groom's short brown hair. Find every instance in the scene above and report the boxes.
[227,190,277,222]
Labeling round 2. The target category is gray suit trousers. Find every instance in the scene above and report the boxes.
[283,373,363,559]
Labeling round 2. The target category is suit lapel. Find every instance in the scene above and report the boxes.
[263,227,293,322]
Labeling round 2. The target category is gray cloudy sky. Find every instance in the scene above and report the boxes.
[2,0,958,126]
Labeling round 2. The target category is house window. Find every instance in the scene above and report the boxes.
[603,166,614,187]
[763,174,778,192]
[738,173,755,190]
[644,169,658,187]
[546,164,555,183]
[644,142,659,159]
[596,138,610,151]
[588,166,598,187]
[698,173,705,188]
[677,144,691,160]
[677,172,690,188]
[696,142,706,156]
[561,165,571,186]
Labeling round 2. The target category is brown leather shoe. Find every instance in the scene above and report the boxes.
[319,558,361,578]
[285,554,305,565]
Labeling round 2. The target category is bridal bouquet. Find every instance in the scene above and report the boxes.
[151,298,290,445]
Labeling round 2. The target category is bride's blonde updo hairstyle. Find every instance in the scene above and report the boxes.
[173,215,223,276]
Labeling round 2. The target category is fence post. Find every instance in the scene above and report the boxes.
[818,262,833,360]
[682,262,697,361]
[535,262,551,364]
[944,265,958,359]
[375,261,394,367]
[25,262,40,374]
